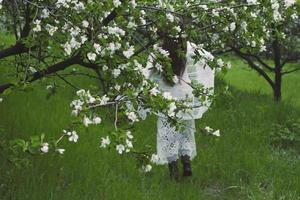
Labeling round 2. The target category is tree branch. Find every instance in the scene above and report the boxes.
[0,42,29,60]
[282,67,300,75]
[231,47,275,88]
[0,83,14,94]
[29,54,81,82]
[0,54,81,94]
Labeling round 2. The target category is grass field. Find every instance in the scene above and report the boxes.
[1,54,300,199]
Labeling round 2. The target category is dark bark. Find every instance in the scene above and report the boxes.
[273,73,281,102]
[0,83,14,93]
[272,38,282,102]
[0,42,28,60]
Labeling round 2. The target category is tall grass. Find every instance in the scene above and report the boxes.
[1,59,300,199]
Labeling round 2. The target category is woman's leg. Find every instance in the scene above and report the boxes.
[178,120,196,176]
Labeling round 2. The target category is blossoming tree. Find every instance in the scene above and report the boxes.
[226,0,299,101]
[0,0,298,171]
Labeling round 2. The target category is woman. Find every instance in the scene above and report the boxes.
[150,37,215,181]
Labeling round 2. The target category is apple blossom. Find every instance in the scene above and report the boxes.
[56,148,65,154]
[142,164,152,173]
[100,136,111,148]
[40,143,49,153]
[116,144,125,154]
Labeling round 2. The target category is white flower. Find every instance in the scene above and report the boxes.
[247,0,257,5]
[41,143,49,153]
[116,144,125,154]
[114,84,121,91]
[66,130,79,142]
[70,99,84,111]
[88,95,96,104]
[103,65,108,71]
[56,148,65,154]
[204,126,213,133]
[94,43,102,54]
[126,139,133,149]
[87,52,96,61]
[155,63,163,72]
[150,154,160,164]
[100,136,111,148]
[123,46,135,59]
[149,87,160,96]
[153,44,169,57]
[127,21,137,29]
[99,95,109,105]
[229,22,236,31]
[241,21,248,32]
[33,20,41,32]
[46,85,53,90]
[284,0,296,8]
[167,102,177,117]
[126,131,133,139]
[260,45,267,52]
[126,112,139,122]
[227,62,232,69]
[130,0,137,8]
[45,24,58,36]
[63,42,72,56]
[29,67,37,73]
[81,35,88,44]
[108,26,125,36]
[83,116,93,127]
[76,89,86,97]
[166,13,175,22]
[291,13,298,20]
[174,26,181,33]
[93,117,102,125]
[41,9,50,18]
[113,0,121,7]
[0,98,3,103]
[112,68,121,78]
[212,130,220,137]
[82,20,89,28]
[142,164,152,173]
[217,59,224,68]
[71,110,79,116]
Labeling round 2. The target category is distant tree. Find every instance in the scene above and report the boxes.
[226,0,300,101]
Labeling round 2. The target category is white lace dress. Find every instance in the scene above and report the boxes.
[152,42,215,164]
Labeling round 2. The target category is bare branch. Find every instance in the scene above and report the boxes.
[231,47,275,88]
[282,67,300,75]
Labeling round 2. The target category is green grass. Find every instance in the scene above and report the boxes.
[1,59,300,199]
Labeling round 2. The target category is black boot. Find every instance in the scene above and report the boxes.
[168,160,179,181]
[181,155,192,177]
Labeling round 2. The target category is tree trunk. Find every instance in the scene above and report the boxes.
[272,38,282,102]
[273,71,282,101]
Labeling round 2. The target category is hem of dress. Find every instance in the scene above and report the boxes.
[156,153,197,165]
